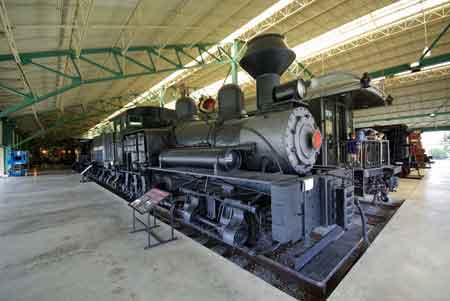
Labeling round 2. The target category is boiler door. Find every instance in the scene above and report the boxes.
[285,107,321,174]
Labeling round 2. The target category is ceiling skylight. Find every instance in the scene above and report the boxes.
[88,0,297,135]
[292,0,447,61]
[186,0,448,101]
[88,0,448,136]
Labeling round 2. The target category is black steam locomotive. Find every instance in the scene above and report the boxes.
[81,34,392,250]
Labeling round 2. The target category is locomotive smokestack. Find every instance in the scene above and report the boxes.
[239,33,296,111]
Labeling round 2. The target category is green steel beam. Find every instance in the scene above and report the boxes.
[13,110,110,148]
[79,55,120,75]
[356,111,450,124]
[420,23,450,63]
[370,51,450,78]
[413,126,450,132]
[0,42,230,118]
[159,86,165,108]
[298,62,314,78]
[0,43,218,62]
[231,40,240,84]
[287,61,314,79]
[147,48,180,67]
[0,82,82,118]
[13,92,158,147]
[0,82,30,97]
[29,60,77,80]
[112,52,124,74]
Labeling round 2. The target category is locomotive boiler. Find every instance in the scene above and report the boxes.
[84,34,355,250]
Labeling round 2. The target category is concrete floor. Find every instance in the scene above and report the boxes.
[330,160,450,301]
[0,171,295,301]
[2,161,449,301]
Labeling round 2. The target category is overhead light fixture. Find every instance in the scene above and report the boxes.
[410,61,421,72]
[410,61,420,68]
[422,47,431,58]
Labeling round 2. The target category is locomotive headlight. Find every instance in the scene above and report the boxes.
[296,79,307,99]
[273,79,308,102]
[312,129,322,150]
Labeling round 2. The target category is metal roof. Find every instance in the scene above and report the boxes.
[1,0,450,143]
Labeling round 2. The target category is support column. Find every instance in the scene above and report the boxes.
[0,147,4,176]
[0,118,15,176]
[159,86,165,108]
[231,39,240,85]
[4,119,13,147]
[0,118,9,176]
[0,119,4,176]
[0,118,3,146]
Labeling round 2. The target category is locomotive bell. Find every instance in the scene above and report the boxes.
[175,96,197,120]
[218,84,244,120]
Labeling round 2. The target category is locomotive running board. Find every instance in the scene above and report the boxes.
[149,166,299,185]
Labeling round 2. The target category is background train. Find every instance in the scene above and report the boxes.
[79,33,397,250]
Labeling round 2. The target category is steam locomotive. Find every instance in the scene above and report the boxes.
[82,34,392,250]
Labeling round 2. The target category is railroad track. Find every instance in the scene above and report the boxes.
[183,198,401,301]
[147,199,402,301]
[90,176,403,301]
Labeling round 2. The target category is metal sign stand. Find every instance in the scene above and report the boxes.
[129,189,177,249]
[80,164,93,183]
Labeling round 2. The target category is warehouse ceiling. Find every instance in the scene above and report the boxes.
[0,0,450,143]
